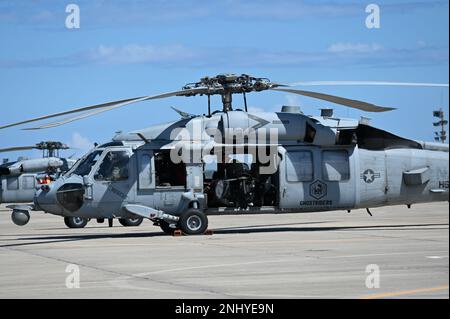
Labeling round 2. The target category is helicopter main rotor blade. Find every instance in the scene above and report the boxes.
[0,96,145,130]
[270,88,395,112]
[0,89,202,130]
[0,146,37,153]
[23,105,134,130]
[288,81,449,87]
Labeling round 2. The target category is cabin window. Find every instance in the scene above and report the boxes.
[138,153,152,189]
[322,150,350,181]
[94,151,130,182]
[155,151,186,187]
[22,176,35,189]
[6,177,19,190]
[304,122,316,143]
[285,151,313,182]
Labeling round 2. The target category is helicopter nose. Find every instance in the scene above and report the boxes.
[35,182,85,215]
[34,183,62,215]
[55,183,85,212]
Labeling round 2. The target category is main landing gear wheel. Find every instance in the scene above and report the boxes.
[178,209,208,235]
[64,216,88,228]
[118,217,143,227]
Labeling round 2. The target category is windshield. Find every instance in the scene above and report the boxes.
[94,151,130,182]
[68,150,103,177]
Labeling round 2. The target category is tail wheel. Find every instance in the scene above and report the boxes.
[118,217,143,227]
[178,209,208,235]
[64,216,88,228]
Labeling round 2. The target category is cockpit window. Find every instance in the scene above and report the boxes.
[70,151,102,177]
[94,151,129,182]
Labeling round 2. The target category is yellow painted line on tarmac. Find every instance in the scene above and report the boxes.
[360,285,449,299]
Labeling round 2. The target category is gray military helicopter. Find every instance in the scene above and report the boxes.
[0,141,143,229]
[1,74,448,235]
[0,141,77,203]
[0,141,85,225]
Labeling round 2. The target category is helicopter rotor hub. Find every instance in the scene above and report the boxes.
[180,74,278,111]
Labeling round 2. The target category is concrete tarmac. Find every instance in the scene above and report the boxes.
[0,202,448,299]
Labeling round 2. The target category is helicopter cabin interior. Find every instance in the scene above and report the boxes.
[137,147,280,209]
[132,144,357,212]
[201,147,280,209]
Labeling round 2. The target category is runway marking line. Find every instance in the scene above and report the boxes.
[360,285,449,299]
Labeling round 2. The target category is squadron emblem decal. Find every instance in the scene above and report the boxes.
[310,180,327,200]
[361,169,381,183]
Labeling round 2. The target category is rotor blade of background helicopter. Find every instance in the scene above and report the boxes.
[288,81,449,87]
[0,89,202,130]
[270,88,395,112]
[0,146,37,153]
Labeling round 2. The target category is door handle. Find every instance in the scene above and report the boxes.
[84,183,93,200]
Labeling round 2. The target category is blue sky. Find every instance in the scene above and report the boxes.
[0,0,448,160]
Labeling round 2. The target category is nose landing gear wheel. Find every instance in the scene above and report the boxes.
[178,209,208,235]
[118,217,143,227]
[64,216,88,228]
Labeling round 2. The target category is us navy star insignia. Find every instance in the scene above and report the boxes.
[361,169,381,183]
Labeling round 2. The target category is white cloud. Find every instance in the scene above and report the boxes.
[87,44,197,65]
[417,40,427,48]
[1,42,447,69]
[227,1,361,19]
[70,132,93,154]
[31,10,54,22]
[328,43,384,54]
[1,1,447,26]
